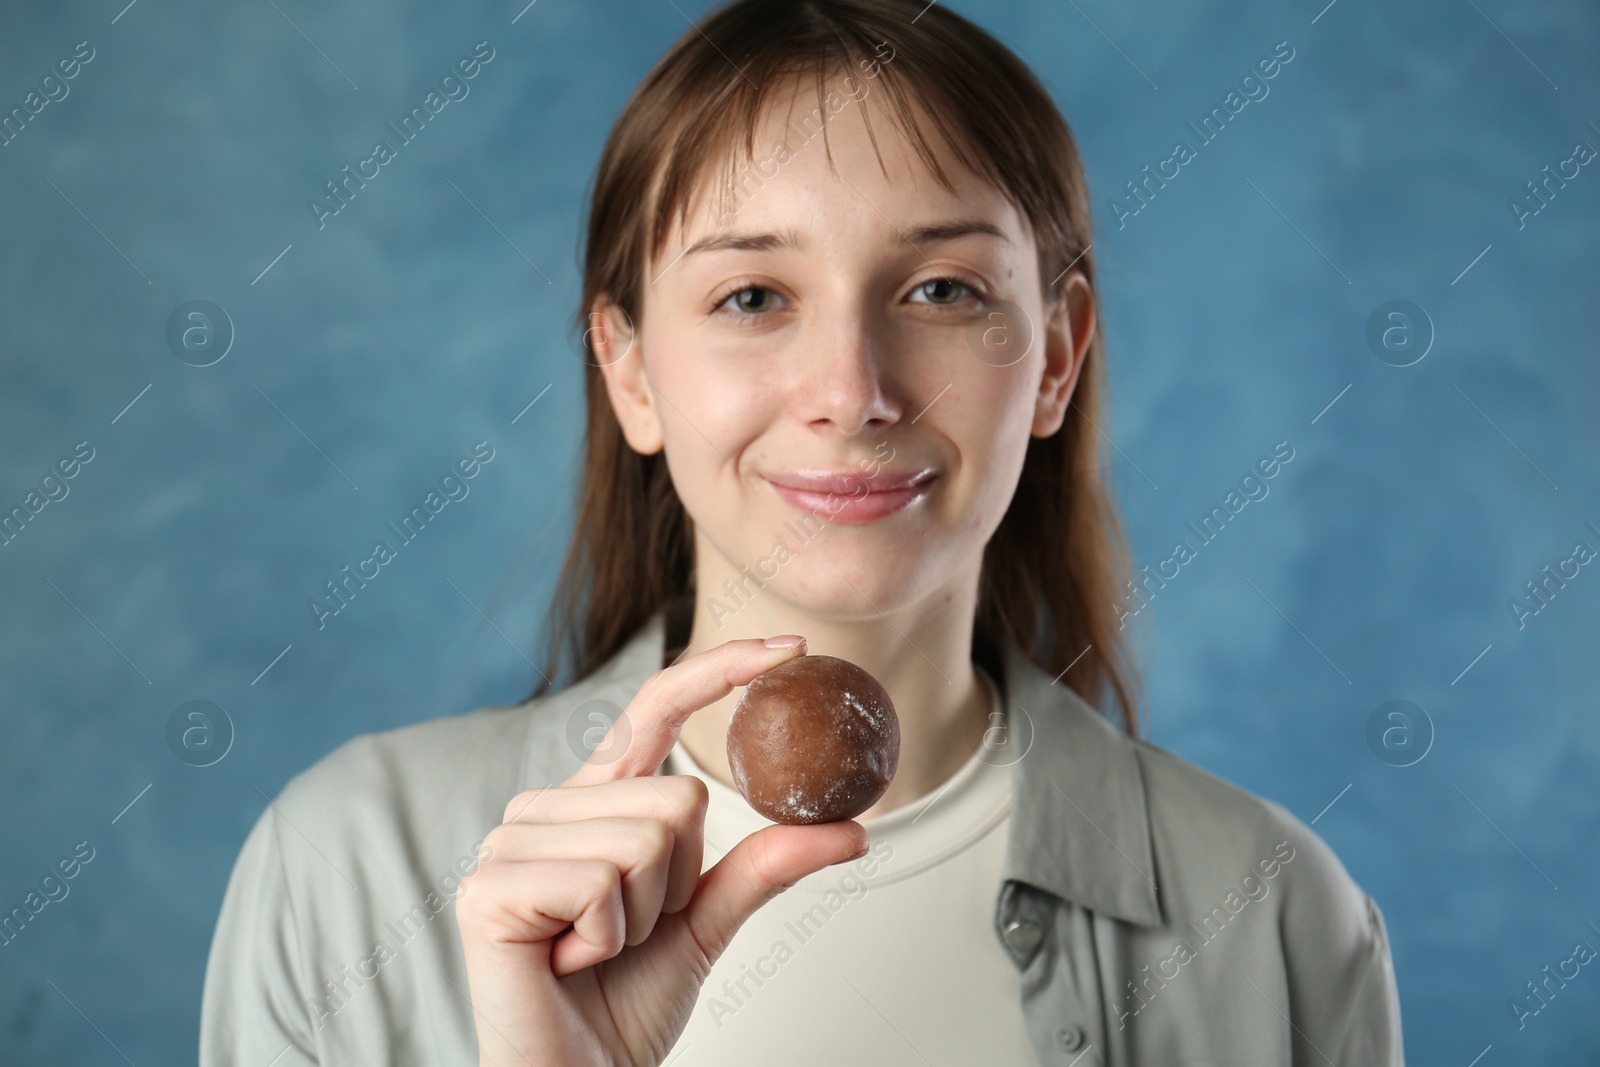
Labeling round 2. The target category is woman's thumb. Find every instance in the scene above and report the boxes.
[681,822,870,966]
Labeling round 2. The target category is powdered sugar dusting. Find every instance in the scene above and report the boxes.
[773,768,872,822]
[839,688,888,729]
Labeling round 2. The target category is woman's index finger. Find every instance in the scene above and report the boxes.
[562,635,807,787]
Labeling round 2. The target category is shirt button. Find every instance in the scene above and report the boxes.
[1001,919,1043,953]
[1053,1024,1086,1053]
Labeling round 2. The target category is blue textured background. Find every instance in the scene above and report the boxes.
[2,0,1597,1062]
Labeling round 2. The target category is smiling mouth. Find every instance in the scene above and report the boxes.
[762,468,938,525]
[764,466,936,493]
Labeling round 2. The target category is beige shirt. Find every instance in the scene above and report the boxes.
[657,665,1037,1063]
[200,606,1404,1065]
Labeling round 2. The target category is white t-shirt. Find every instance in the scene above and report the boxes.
[658,666,1037,1065]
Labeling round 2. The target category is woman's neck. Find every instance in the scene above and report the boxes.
[671,580,994,820]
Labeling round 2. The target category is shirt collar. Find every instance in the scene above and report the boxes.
[997,635,1163,927]
[532,606,1163,928]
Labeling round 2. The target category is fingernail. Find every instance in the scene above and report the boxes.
[764,634,805,649]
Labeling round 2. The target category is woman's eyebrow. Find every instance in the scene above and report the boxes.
[679,218,1010,260]
[681,227,803,258]
[903,218,1012,247]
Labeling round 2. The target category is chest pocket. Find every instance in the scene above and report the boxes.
[994,879,1107,1064]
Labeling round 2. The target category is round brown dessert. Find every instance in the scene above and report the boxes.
[727,654,900,824]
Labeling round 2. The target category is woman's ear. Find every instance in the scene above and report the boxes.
[592,300,665,455]
[1031,272,1096,438]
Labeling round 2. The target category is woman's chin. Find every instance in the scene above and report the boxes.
[717,565,931,623]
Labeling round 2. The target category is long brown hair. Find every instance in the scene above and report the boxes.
[528,0,1145,735]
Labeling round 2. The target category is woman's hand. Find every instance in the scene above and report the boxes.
[455,635,871,1067]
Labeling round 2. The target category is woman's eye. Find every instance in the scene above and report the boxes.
[718,286,784,316]
[911,277,981,307]
[713,278,983,320]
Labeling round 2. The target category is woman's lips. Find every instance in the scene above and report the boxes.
[764,473,937,524]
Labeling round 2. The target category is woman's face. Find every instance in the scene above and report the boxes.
[600,75,1094,620]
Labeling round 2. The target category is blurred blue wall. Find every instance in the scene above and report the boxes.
[2,0,1596,1061]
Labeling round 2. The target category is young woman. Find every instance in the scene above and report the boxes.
[201,0,1404,1063]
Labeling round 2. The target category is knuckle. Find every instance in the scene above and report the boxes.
[502,786,550,824]
[682,773,711,809]
[479,822,518,856]
[453,862,503,924]
[597,917,627,959]
[657,776,709,842]
[586,860,624,902]
[716,647,747,687]
[663,773,710,818]
[747,831,783,886]
[585,857,614,895]
[636,816,674,859]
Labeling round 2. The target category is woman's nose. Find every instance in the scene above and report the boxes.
[796,315,900,435]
